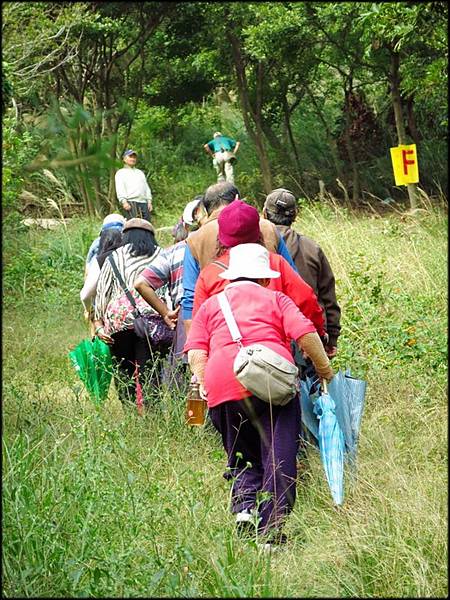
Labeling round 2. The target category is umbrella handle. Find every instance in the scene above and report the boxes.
[322,379,328,394]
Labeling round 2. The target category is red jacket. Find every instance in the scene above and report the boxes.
[193,249,326,337]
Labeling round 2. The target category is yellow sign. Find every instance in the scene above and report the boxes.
[390,144,419,185]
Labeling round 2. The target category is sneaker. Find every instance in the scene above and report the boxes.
[235,509,256,538]
[257,531,288,552]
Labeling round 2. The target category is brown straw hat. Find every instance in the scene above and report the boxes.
[123,218,155,234]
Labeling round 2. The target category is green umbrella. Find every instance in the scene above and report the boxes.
[69,337,113,405]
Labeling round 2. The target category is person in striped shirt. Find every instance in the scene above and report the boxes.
[134,197,208,369]
[93,218,170,406]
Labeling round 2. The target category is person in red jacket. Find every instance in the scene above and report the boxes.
[192,199,326,339]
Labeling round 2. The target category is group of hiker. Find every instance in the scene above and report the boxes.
[79,139,341,549]
[111,130,240,226]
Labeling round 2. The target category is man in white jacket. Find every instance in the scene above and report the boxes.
[115,149,153,220]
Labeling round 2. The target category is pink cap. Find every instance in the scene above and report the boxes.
[218,200,260,247]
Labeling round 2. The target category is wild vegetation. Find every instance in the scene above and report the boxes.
[2,2,448,597]
[2,200,447,597]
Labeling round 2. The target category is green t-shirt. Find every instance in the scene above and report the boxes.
[207,135,237,153]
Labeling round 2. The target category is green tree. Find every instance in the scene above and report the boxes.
[357,2,448,208]
[3,1,178,215]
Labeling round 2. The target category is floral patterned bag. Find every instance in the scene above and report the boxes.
[103,288,153,335]
[105,256,174,349]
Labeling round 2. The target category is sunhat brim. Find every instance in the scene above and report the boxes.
[218,267,280,280]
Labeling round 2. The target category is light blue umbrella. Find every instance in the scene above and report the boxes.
[313,380,345,505]
[328,370,366,470]
[300,369,367,469]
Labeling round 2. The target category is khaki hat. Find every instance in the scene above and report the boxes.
[123,218,155,234]
[263,188,297,215]
[218,244,280,281]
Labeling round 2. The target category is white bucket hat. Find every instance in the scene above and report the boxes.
[218,243,280,281]
[182,198,202,225]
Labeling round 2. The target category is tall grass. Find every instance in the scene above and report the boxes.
[2,202,447,597]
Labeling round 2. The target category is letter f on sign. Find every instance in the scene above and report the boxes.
[402,149,415,175]
[390,144,419,185]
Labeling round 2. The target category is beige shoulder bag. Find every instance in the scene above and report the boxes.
[217,291,298,406]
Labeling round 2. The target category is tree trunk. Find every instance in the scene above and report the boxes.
[251,114,274,194]
[344,126,361,204]
[305,85,345,187]
[389,50,418,209]
[260,119,292,169]
[343,89,361,204]
[77,120,99,216]
[405,95,421,145]
[107,122,121,212]
[282,94,301,173]
[53,100,93,215]
[227,30,273,194]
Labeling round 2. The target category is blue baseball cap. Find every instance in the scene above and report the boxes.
[122,149,137,158]
[101,213,126,233]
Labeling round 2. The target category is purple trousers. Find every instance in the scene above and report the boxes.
[209,395,301,534]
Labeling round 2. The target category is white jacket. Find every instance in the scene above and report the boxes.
[115,167,152,205]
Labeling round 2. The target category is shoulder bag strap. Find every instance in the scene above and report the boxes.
[217,291,243,347]
[108,254,140,313]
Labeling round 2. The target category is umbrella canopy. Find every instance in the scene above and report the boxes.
[69,337,113,405]
[328,370,366,468]
[313,382,345,505]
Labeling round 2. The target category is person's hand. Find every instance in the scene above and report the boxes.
[148,201,153,212]
[83,310,90,321]
[123,201,131,211]
[95,326,114,345]
[163,306,180,330]
[325,345,337,359]
[321,368,334,383]
[199,382,208,401]
[184,319,192,336]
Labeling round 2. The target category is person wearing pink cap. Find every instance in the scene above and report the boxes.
[192,199,326,339]
[184,243,333,548]
[181,181,297,335]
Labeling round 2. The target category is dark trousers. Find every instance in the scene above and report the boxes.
[126,201,151,222]
[110,329,168,405]
[209,395,301,535]
[161,317,189,391]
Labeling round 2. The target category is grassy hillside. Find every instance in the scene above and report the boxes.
[2,201,447,597]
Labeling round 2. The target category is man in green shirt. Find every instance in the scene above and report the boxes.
[203,131,240,183]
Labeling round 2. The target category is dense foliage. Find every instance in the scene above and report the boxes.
[3,204,447,597]
[2,1,447,218]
